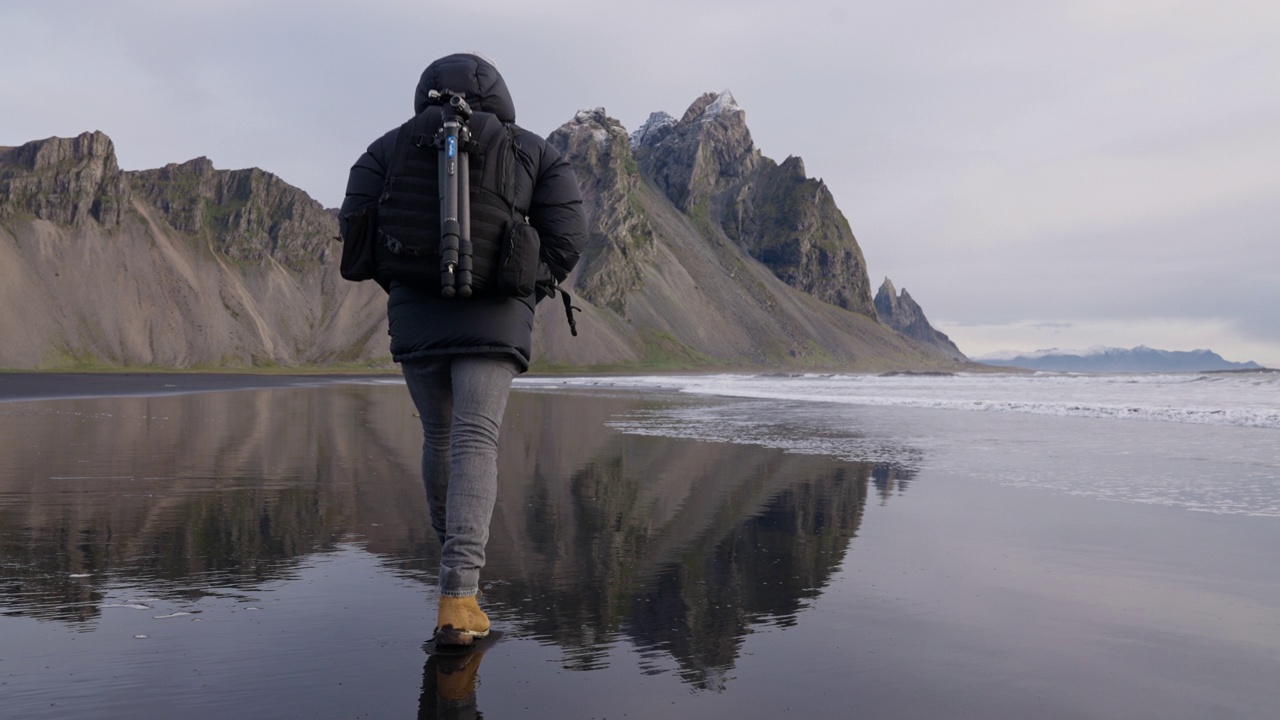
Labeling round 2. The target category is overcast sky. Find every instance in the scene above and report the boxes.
[4,0,1277,366]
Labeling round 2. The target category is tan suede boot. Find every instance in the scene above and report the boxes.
[435,595,490,646]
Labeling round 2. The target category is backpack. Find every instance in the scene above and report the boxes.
[373,95,539,297]
[339,94,581,335]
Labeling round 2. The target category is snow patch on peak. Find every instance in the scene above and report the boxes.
[630,111,677,148]
[702,90,741,119]
[572,108,616,145]
[573,107,608,125]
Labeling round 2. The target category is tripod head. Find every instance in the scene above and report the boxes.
[427,89,473,121]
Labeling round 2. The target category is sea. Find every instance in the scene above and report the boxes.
[519,370,1280,517]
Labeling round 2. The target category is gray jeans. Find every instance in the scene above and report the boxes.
[401,354,518,597]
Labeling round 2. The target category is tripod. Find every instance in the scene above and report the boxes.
[430,89,473,298]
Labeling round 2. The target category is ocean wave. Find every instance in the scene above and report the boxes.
[517,372,1280,429]
[729,394,1280,429]
[605,403,926,469]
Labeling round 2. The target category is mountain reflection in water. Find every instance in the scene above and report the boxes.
[0,382,915,691]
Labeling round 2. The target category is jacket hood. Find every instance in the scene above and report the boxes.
[414,53,516,123]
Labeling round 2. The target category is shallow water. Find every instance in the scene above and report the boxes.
[523,372,1280,516]
[1,377,1278,718]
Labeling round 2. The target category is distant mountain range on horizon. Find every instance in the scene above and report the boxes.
[975,346,1265,373]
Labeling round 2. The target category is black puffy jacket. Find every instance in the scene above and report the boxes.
[339,54,586,371]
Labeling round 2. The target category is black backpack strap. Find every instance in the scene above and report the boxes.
[379,112,436,255]
[382,120,411,197]
[560,286,580,337]
[539,278,581,337]
[505,124,529,217]
[384,111,439,186]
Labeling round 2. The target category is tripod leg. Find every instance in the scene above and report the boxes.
[457,146,473,297]
[439,134,460,297]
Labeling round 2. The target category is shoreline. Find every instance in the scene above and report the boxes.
[0,371,396,402]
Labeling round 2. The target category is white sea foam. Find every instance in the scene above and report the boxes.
[607,400,925,468]
[519,372,1280,429]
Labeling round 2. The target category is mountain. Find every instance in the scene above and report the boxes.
[874,278,965,361]
[0,132,386,369]
[1,96,970,372]
[632,92,875,316]
[976,346,1263,373]
[533,97,962,370]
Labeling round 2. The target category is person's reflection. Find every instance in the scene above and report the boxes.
[419,647,488,719]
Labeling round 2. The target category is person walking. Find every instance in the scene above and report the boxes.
[339,53,586,646]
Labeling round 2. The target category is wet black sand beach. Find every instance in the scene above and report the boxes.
[1,375,1277,718]
[0,372,392,401]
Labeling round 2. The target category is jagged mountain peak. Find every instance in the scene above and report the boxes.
[558,107,629,142]
[548,108,654,315]
[623,92,876,319]
[877,277,898,299]
[630,111,677,149]
[875,277,902,318]
[875,278,966,360]
[532,95,963,368]
[128,156,334,270]
[634,90,759,213]
[0,130,127,227]
[568,107,629,145]
[549,108,636,199]
[874,278,911,320]
[1,130,117,172]
[681,90,743,124]
[778,155,806,177]
[171,156,216,175]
